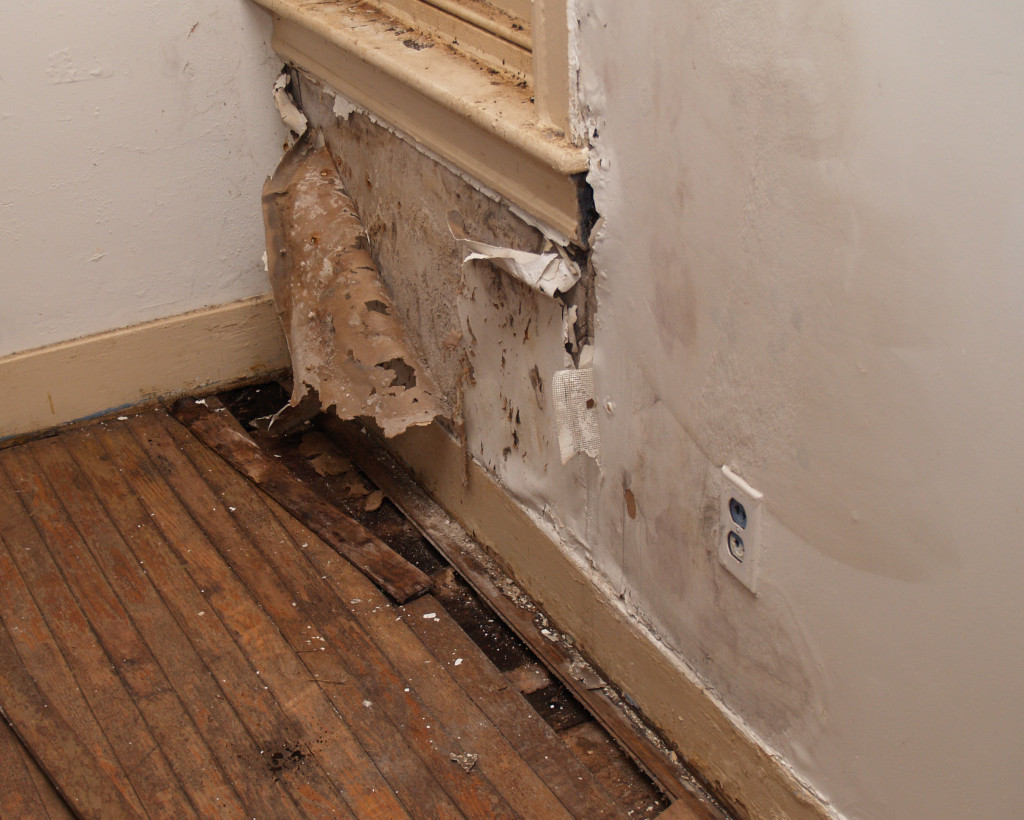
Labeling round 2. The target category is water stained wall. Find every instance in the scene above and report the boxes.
[297,77,595,551]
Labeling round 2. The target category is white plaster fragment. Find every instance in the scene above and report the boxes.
[273,73,307,135]
[332,91,358,121]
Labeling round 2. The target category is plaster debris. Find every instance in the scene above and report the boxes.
[449,752,478,772]
[273,73,307,135]
[262,132,447,437]
[552,363,601,463]
[449,212,580,298]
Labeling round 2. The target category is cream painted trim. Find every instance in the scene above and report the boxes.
[531,0,570,134]
[0,295,289,442]
[385,422,835,820]
[252,0,587,240]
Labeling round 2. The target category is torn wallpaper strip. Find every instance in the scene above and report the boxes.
[262,131,447,437]
[448,211,580,297]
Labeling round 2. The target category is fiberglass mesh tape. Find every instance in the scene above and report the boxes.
[552,367,601,464]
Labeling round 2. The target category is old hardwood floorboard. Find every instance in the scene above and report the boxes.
[135,411,465,820]
[103,415,409,820]
[0,714,73,819]
[4,443,247,818]
[0,405,662,818]
[157,410,518,820]
[59,428,353,819]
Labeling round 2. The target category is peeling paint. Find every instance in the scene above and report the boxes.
[262,132,446,437]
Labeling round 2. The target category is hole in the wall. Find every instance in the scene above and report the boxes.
[378,357,417,389]
[574,172,600,245]
[365,299,390,315]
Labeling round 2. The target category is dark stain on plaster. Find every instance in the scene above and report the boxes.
[529,366,545,409]
[624,487,637,520]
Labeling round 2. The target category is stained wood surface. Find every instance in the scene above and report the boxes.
[172,396,432,603]
[0,718,74,820]
[0,408,633,818]
[321,417,725,820]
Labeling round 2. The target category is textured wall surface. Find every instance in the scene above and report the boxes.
[1,0,287,357]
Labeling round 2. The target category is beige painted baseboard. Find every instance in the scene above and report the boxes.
[0,295,289,442]
[386,422,835,820]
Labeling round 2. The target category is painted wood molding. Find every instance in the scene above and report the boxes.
[250,0,588,241]
[384,421,836,820]
[0,295,289,442]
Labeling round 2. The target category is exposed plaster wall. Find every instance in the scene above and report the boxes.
[292,3,1024,814]
[1,0,287,358]
[300,79,595,551]
[576,1,1024,818]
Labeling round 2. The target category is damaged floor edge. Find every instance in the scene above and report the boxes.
[379,420,838,820]
[319,414,726,820]
[0,391,688,819]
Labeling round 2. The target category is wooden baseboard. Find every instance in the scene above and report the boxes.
[0,295,289,442]
[385,421,835,820]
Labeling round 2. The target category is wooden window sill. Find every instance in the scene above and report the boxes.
[251,0,589,241]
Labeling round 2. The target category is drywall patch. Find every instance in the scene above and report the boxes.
[552,363,601,463]
[262,131,446,437]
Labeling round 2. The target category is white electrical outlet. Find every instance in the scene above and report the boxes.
[719,465,763,593]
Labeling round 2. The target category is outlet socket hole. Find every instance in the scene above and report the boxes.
[729,498,747,529]
[727,531,745,562]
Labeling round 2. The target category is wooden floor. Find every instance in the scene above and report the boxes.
[0,408,664,818]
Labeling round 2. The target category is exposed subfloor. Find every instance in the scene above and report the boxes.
[0,391,713,818]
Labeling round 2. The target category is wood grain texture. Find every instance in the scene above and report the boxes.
[0,717,73,820]
[0,407,663,819]
[323,417,725,820]
[172,397,431,603]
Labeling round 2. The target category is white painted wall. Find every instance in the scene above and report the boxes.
[573,0,1024,817]
[0,0,287,358]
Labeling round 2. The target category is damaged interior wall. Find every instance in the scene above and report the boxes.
[577,1,1024,819]
[1,0,285,358]
[292,1,1024,816]
[262,131,446,436]
[298,78,598,549]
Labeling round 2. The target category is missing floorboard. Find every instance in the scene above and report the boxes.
[213,382,725,820]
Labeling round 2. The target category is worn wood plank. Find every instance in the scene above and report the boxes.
[270,513,586,820]
[171,397,431,603]
[4,443,255,818]
[1,445,200,818]
[0,716,71,820]
[167,409,522,820]
[60,427,354,820]
[147,410,469,820]
[561,721,670,819]
[0,466,151,817]
[112,412,411,820]
[0,592,139,819]
[34,432,326,820]
[403,594,624,820]
[15,733,75,820]
[325,417,722,819]
[0,522,192,819]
